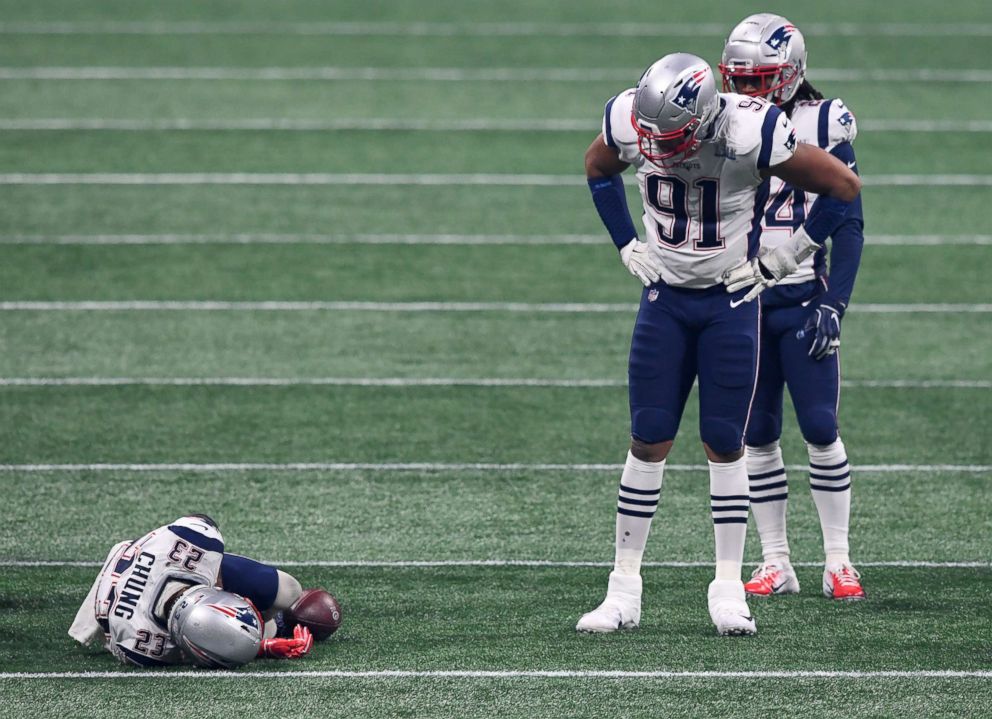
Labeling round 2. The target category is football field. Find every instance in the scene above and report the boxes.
[1,0,990,716]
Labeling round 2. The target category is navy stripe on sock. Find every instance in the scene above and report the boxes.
[750,493,789,504]
[619,483,662,496]
[749,480,788,492]
[710,494,750,501]
[713,517,748,524]
[711,505,750,513]
[810,482,851,493]
[810,459,848,471]
[748,468,785,481]
[809,471,850,482]
[617,496,659,507]
[617,507,657,519]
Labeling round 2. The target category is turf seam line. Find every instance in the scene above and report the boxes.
[1,301,989,313]
[0,67,989,83]
[1,119,991,133]
[0,172,988,186]
[0,463,987,473]
[1,233,989,245]
[4,560,989,569]
[2,670,991,679]
[0,377,987,389]
[1,21,991,37]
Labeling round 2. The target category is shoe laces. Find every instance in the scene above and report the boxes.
[749,562,782,587]
[832,565,862,588]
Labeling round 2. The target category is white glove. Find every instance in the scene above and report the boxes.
[722,227,821,303]
[620,238,662,287]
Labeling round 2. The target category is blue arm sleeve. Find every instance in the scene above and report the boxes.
[801,141,862,244]
[588,174,638,251]
[821,142,864,312]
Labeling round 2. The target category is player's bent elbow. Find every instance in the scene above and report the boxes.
[835,172,862,202]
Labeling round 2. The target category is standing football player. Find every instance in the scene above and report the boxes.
[577,51,860,635]
[719,14,866,601]
[69,514,334,667]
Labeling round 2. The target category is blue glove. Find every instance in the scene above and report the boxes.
[798,301,843,360]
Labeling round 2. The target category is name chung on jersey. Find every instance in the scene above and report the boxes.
[84,516,226,667]
[604,90,797,288]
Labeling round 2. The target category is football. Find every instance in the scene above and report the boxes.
[285,588,343,640]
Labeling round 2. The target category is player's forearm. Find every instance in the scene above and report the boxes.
[823,217,864,311]
[801,142,862,246]
[588,175,639,251]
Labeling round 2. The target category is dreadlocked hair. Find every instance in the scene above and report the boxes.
[782,79,824,115]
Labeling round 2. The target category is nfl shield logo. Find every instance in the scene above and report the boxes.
[648,289,659,303]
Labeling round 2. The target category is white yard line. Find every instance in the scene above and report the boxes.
[3,669,991,680]
[0,463,986,473]
[0,301,989,313]
[0,172,987,186]
[0,377,987,389]
[3,560,988,569]
[0,233,989,246]
[0,67,988,83]
[0,21,991,36]
[0,118,989,132]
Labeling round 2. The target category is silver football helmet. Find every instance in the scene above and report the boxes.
[168,585,263,669]
[720,14,807,105]
[631,53,719,167]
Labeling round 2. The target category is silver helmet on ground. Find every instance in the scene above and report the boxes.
[720,13,807,105]
[168,585,263,668]
[631,53,719,167]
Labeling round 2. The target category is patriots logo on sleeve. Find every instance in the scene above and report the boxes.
[837,111,854,127]
[765,24,796,51]
[671,69,709,113]
[785,128,797,151]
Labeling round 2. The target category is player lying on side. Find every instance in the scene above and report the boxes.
[69,514,342,668]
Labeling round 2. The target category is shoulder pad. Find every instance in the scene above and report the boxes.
[718,93,776,155]
[168,516,225,553]
[828,98,857,145]
[805,98,857,149]
[603,88,639,160]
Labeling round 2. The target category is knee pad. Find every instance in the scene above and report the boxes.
[631,407,679,444]
[700,417,744,456]
[745,410,782,448]
[798,408,839,446]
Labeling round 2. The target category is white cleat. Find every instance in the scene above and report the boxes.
[576,571,642,633]
[707,579,757,636]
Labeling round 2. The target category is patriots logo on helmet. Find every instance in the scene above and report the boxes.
[671,69,709,114]
[837,111,854,127]
[208,603,259,629]
[765,24,796,51]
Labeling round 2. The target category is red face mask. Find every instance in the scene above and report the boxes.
[718,63,793,102]
[630,114,703,167]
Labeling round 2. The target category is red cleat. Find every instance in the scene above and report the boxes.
[823,563,866,601]
[744,561,800,597]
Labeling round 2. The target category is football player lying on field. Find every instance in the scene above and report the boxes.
[68,514,342,668]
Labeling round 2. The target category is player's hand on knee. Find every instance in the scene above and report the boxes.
[800,303,842,360]
[259,624,314,659]
[620,238,662,287]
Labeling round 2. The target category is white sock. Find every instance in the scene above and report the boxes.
[614,451,665,576]
[709,456,749,581]
[807,438,852,565]
[746,442,790,564]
